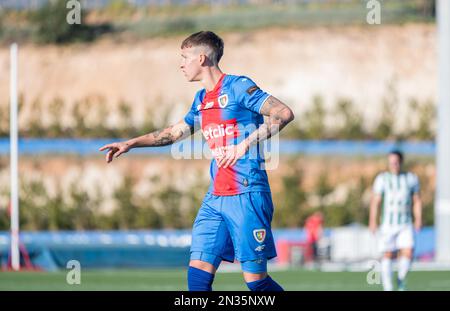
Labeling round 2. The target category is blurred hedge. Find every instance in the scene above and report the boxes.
[0,158,435,231]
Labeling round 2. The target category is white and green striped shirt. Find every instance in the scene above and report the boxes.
[373,172,420,227]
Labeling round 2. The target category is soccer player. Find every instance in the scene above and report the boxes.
[304,211,324,264]
[369,150,422,291]
[99,31,294,291]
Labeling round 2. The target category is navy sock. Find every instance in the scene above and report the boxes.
[187,266,215,291]
[246,276,284,292]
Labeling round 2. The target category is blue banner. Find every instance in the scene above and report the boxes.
[0,138,435,156]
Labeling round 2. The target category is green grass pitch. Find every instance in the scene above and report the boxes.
[1,269,449,291]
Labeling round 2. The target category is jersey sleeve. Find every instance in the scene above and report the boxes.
[408,173,420,194]
[184,90,204,127]
[231,76,271,114]
[373,174,385,195]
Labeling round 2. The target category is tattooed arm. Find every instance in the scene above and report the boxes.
[217,96,295,168]
[99,120,194,163]
[245,95,295,148]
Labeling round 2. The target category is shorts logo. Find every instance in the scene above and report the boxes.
[255,244,265,252]
[218,94,228,108]
[253,229,266,243]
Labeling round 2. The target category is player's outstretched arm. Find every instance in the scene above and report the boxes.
[413,193,422,231]
[217,96,294,168]
[369,194,381,233]
[99,120,194,163]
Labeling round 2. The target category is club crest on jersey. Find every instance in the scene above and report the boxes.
[218,94,228,108]
[253,229,266,243]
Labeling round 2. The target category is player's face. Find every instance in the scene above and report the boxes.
[180,47,202,82]
[388,154,402,174]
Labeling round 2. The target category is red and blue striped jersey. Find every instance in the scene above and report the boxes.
[184,74,272,196]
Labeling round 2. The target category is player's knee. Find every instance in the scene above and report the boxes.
[243,271,267,283]
[245,275,284,292]
[189,260,216,274]
[383,251,394,259]
[399,248,413,258]
[188,253,222,291]
[189,252,222,273]
[241,258,268,282]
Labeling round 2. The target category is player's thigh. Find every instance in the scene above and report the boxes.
[377,228,397,254]
[190,193,235,263]
[396,226,414,256]
[222,192,277,262]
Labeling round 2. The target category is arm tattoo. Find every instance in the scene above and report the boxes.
[148,128,176,146]
[246,96,294,147]
[133,121,193,147]
[259,96,278,116]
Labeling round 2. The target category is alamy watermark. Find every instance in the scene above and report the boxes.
[66,260,81,285]
[366,260,381,285]
[366,0,381,25]
[66,0,81,25]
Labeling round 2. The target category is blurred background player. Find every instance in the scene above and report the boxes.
[304,211,324,266]
[99,31,294,291]
[369,150,422,291]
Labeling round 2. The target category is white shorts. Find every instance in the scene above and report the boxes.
[377,225,414,253]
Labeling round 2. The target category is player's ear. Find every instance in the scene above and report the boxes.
[199,53,206,66]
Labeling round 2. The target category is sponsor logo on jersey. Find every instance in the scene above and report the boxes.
[202,123,235,140]
[253,229,266,243]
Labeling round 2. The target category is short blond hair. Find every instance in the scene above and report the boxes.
[181,31,224,65]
